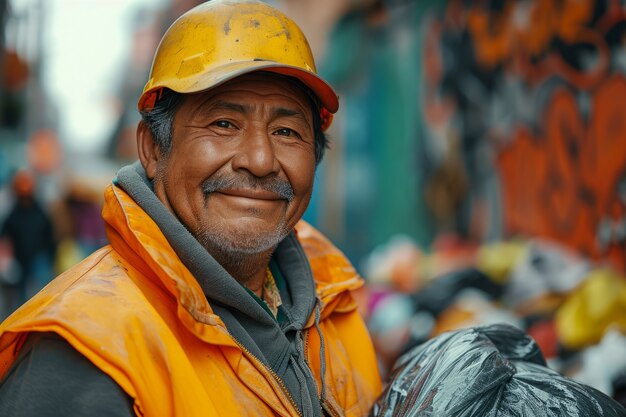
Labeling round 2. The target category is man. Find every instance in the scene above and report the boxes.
[0,170,56,317]
[0,1,382,416]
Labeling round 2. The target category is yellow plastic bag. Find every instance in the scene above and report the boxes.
[556,269,626,350]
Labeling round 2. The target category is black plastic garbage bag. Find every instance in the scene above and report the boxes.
[411,268,505,317]
[370,323,626,417]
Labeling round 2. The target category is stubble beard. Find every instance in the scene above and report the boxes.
[195,217,291,280]
[196,168,296,279]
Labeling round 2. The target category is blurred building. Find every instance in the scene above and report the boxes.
[1,0,55,184]
[283,0,626,274]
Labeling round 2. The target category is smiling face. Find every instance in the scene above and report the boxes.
[139,73,317,263]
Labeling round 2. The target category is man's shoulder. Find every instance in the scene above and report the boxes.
[61,245,116,275]
[0,244,160,396]
[47,245,134,292]
[1,245,152,332]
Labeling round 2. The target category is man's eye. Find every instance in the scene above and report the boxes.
[274,128,297,137]
[213,120,233,128]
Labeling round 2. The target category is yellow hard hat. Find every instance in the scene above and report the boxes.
[138,0,338,129]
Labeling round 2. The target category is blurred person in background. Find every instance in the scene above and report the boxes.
[0,170,56,319]
[0,1,382,416]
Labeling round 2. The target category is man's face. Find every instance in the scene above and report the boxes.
[149,73,316,257]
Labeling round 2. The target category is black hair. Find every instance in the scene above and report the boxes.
[139,90,185,154]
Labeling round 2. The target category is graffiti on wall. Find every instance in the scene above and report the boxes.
[422,0,626,270]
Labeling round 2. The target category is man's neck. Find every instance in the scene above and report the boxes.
[208,246,274,297]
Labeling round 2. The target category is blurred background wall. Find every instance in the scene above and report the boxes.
[1,0,626,404]
[310,0,626,273]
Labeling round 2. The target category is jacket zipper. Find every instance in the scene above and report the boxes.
[231,337,303,417]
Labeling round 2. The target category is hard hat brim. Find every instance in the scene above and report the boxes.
[138,60,339,114]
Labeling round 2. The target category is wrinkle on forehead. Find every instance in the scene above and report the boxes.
[183,75,314,128]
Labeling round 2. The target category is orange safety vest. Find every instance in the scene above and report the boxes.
[0,184,382,417]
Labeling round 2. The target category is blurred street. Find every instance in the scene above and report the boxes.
[1,0,625,407]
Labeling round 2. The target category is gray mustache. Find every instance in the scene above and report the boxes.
[201,174,295,202]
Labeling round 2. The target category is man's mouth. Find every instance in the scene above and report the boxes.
[216,188,285,200]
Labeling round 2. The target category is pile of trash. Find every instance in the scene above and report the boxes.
[363,235,626,408]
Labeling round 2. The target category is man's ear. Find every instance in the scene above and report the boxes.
[137,121,162,180]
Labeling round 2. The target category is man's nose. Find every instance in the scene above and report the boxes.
[231,129,279,177]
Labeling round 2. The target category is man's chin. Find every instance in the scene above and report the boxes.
[197,228,289,257]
